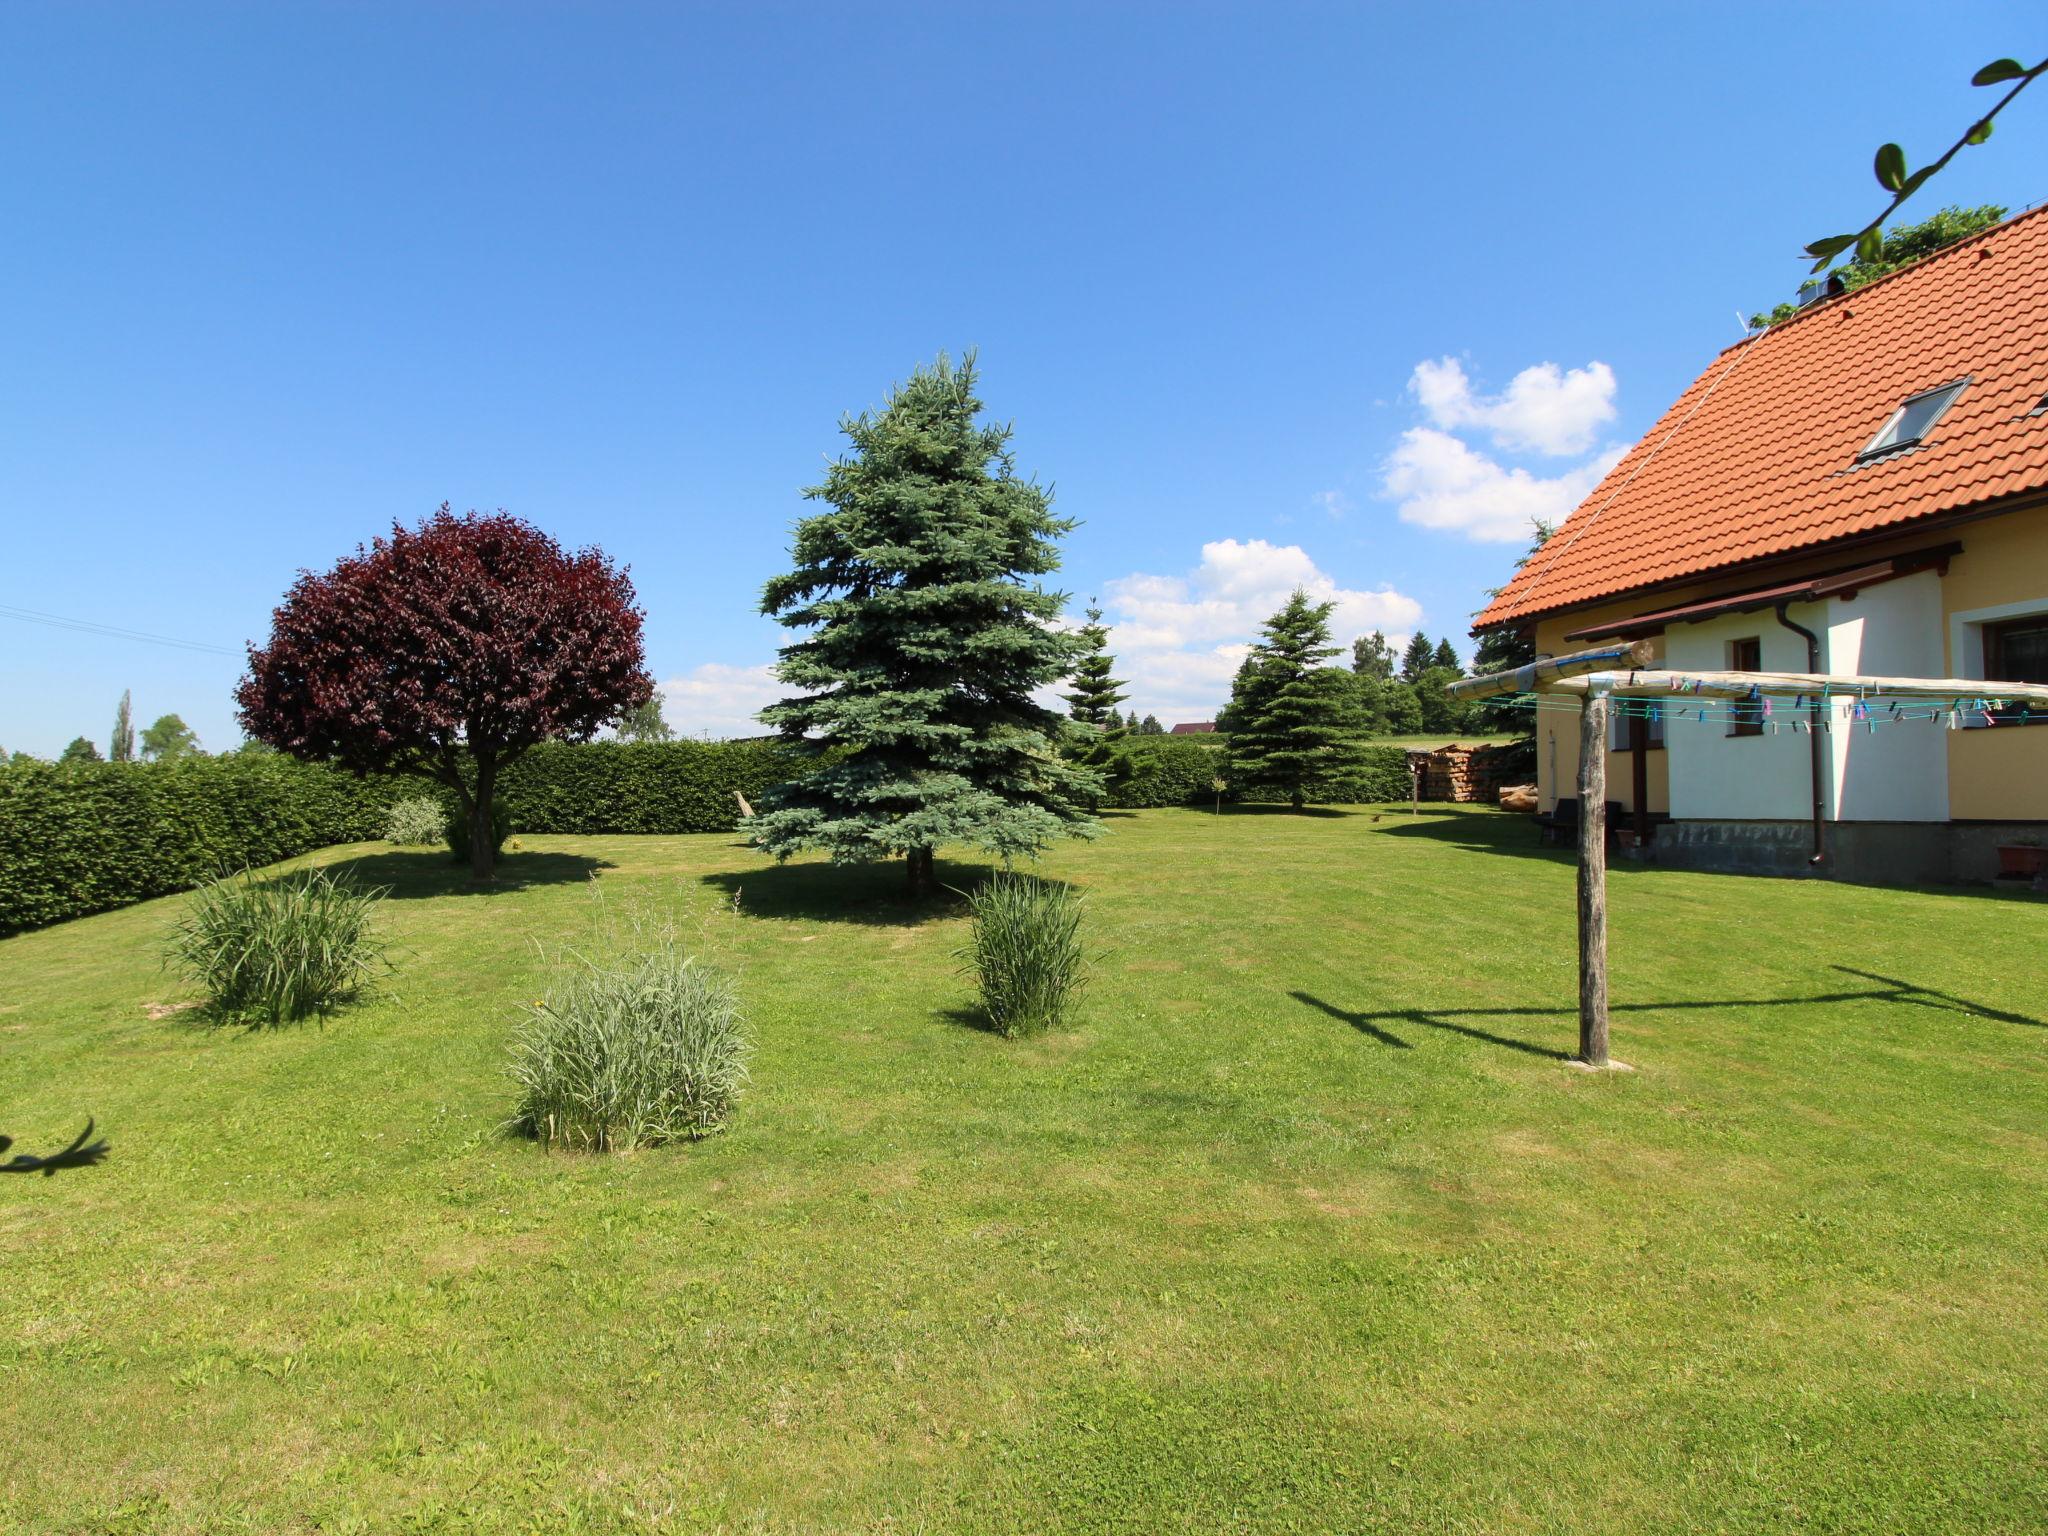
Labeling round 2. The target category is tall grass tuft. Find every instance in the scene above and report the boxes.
[508,910,749,1151]
[166,868,388,1025]
[382,795,447,846]
[959,870,1089,1037]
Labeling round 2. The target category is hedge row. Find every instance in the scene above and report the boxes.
[1103,736,1413,808]
[491,739,816,835]
[0,755,404,935]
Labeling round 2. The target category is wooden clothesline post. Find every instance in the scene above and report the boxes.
[1575,689,1610,1068]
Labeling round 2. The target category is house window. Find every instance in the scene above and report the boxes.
[1984,614,2048,725]
[1608,702,1665,752]
[1858,380,1967,462]
[1727,636,1764,736]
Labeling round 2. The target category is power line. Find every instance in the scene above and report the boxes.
[0,603,240,658]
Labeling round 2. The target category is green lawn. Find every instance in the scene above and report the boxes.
[3,808,2045,1534]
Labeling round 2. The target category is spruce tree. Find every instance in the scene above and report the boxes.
[1431,638,1462,675]
[1063,604,1128,733]
[1061,603,1131,807]
[1226,591,1373,809]
[110,690,135,762]
[1140,714,1164,735]
[753,354,1100,893]
[1400,631,1434,682]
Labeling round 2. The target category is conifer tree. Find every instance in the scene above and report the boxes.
[1061,603,1131,807]
[1063,604,1128,733]
[59,737,102,763]
[753,354,1100,893]
[1400,631,1434,682]
[110,690,135,762]
[1226,592,1373,809]
[1431,638,1462,675]
[1140,714,1164,735]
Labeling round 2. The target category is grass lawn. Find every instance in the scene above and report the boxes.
[3,807,2046,1533]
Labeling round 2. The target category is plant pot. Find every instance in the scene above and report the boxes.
[1995,844,2047,880]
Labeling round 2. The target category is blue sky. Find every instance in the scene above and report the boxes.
[1,2,2037,753]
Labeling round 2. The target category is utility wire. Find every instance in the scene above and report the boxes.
[0,603,240,657]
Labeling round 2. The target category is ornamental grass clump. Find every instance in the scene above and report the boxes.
[959,870,1089,1037]
[382,795,446,846]
[166,868,387,1025]
[508,915,749,1152]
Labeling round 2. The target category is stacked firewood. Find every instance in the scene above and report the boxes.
[1411,744,1523,804]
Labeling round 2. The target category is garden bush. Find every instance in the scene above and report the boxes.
[507,912,750,1150]
[383,795,446,846]
[959,871,1089,1037]
[165,867,388,1025]
[0,755,401,935]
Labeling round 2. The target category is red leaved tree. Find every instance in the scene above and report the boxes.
[237,506,653,880]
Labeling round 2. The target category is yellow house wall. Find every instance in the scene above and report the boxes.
[1523,511,2048,820]
[1942,504,2048,820]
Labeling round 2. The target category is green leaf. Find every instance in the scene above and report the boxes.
[1873,143,1907,192]
[1897,166,1937,198]
[1966,118,1994,146]
[1803,233,1857,260]
[1856,227,1884,264]
[1971,58,2025,87]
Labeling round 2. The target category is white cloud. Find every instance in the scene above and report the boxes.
[1312,489,1348,520]
[1384,427,1624,544]
[1411,356,1616,456]
[658,662,783,740]
[1100,538,1422,724]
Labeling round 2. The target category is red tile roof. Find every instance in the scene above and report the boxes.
[1477,203,2048,630]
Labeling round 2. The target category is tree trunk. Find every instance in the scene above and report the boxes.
[1576,692,1609,1067]
[470,761,498,883]
[905,845,935,895]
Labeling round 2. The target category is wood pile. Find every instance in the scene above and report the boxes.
[1407,744,1525,804]
[1498,783,1538,813]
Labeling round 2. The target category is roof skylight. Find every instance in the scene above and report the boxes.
[1859,380,1967,461]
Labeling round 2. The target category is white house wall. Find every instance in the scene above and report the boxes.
[1663,610,1815,820]
[1823,571,1948,822]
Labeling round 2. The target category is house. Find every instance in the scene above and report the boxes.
[1473,204,2048,885]
[1169,721,1217,734]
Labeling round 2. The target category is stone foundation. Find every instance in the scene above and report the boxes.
[1639,818,2048,887]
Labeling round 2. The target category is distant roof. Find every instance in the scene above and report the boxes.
[1169,721,1216,734]
[1477,203,2048,630]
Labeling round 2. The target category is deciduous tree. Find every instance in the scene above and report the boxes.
[110,691,135,763]
[237,506,651,880]
[752,354,1099,894]
[614,696,674,743]
[139,714,201,761]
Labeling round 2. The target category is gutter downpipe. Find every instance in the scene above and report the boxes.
[1773,600,1827,866]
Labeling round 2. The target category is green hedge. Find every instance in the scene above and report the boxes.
[491,740,816,835]
[1105,736,1412,808]
[0,755,402,935]
[1108,735,1230,808]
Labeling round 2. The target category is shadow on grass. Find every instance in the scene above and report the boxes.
[1216,803,1359,819]
[321,849,614,899]
[697,858,1004,927]
[1292,966,2042,1057]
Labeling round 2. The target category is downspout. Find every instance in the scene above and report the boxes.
[1772,601,1826,865]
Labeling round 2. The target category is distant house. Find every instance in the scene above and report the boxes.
[1169,721,1217,735]
[1473,204,2048,884]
